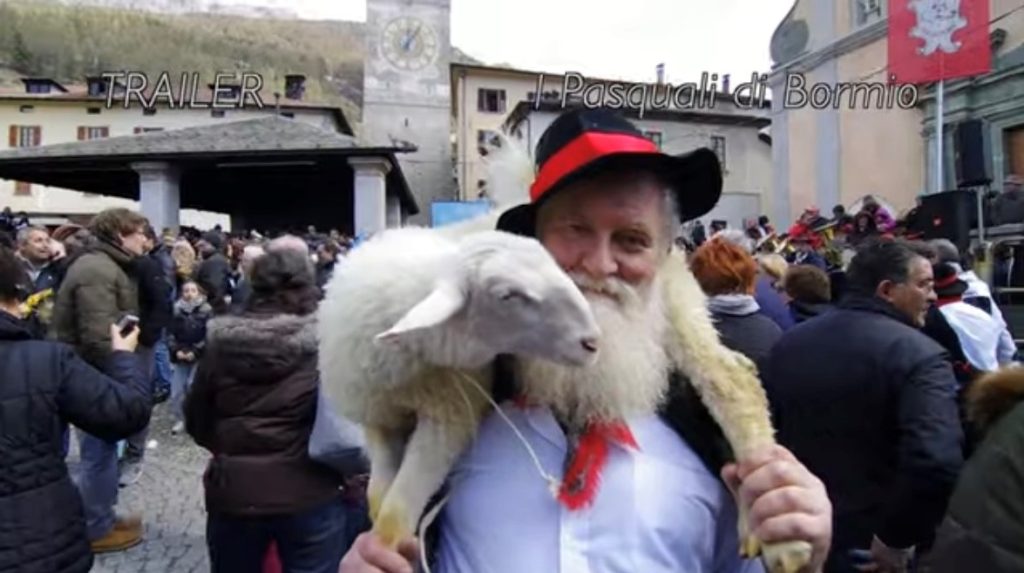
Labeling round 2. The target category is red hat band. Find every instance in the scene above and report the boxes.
[934,273,960,289]
[530,131,659,202]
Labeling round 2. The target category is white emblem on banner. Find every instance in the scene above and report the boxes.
[908,0,969,55]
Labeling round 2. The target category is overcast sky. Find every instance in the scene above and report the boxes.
[226,0,794,84]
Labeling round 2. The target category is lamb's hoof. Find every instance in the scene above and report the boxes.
[761,540,814,573]
[373,506,410,549]
[739,534,761,559]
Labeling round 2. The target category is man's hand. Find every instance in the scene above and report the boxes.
[110,323,140,353]
[722,445,832,573]
[339,532,419,573]
[850,536,914,573]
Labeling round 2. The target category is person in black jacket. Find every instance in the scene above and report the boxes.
[762,238,964,573]
[194,232,234,315]
[782,264,834,324]
[119,226,173,486]
[0,246,151,573]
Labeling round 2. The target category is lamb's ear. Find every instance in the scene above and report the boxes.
[374,280,466,343]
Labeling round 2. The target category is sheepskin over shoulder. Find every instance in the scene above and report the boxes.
[968,367,1024,434]
[205,313,318,383]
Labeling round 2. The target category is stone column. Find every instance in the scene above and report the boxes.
[132,162,181,233]
[386,194,402,228]
[349,156,391,238]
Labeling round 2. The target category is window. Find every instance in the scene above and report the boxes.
[87,107,101,115]
[281,112,295,118]
[19,105,33,113]
[711,135,726,170]
[211,110,226,118]
[477,89,507,113]
[9,125,41,147]
[1005,125,1024,179]
[87,79,106,97]
[143,108,157,117]
[477,129,501,156]
[9,125,41,196]
[25,82,50,94]
[133,127,164,134]
[77,126,109,140]
[853,0,884,27]
[642,130,663,149]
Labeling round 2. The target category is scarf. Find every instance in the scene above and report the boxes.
[706,293,760,316]
[175,297,208,314]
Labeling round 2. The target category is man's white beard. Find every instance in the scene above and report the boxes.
[519,269,671,428]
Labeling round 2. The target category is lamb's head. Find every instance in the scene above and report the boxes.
[374,231,601,368]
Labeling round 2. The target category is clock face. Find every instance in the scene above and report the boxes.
[381,16,439,72]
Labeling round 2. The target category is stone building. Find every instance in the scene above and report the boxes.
[768,0,1024,226]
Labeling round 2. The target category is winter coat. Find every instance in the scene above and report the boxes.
[928,368,1024,573]
[133,254,173,348]
[194,253,233,314]
[151,245,176,292]
[788,300,833,324]
[753,274,794,331]
[167,298,213,362]
[52,240,139,368]
[184,311,343,517]
[707,295,782,371]
[0,311,151,573]
[761,294,964,571]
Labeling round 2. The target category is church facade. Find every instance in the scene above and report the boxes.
[768,0,1024,226]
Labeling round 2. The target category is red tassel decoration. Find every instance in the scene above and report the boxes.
[556,421,638,510]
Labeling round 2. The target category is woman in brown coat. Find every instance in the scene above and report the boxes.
[184,248,348,573]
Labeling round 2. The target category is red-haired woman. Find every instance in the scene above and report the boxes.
[690,236,783,370]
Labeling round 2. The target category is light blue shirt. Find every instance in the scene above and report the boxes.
[434,404,766,573]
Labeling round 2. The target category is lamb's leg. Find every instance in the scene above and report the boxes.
[364,426,405,522]
[660,253,813,573]
[374,415,476,549]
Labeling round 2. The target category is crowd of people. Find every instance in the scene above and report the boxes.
[0,210,365,572]
[1,106,1023,573]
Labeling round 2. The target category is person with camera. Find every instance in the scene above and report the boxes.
[0,246,152,573]
[52,208,151,553]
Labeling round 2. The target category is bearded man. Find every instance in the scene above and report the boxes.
[341,109,831,573]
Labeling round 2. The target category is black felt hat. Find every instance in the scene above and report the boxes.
[933,262,969,298]
[496,108,722,237]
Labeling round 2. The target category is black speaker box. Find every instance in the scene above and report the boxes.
[954,119,993,188]
[914,190,979,253]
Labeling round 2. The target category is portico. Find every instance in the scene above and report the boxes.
[0,116,419,234]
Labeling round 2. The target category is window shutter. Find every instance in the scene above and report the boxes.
[100,127,109,138]
[134,127,142,134]
[9,125,17,147]
[32,126,41,146]
[78,126,86,141]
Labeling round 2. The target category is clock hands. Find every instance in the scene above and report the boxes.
[401,25,422,52]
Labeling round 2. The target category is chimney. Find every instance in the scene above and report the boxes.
[284,74,306,100]
[722,74,731,94]
[655,63,665,85]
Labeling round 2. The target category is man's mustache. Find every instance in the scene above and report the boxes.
[568,272,639,307]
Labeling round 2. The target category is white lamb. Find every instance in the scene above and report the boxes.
[316,225,601,548]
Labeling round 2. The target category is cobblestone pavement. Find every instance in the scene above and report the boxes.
[69,403,212,573]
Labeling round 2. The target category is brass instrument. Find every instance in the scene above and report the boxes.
[755,233,795,256]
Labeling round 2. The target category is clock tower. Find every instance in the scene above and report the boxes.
[362,0,454,226]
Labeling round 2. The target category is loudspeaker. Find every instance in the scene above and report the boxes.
[914,190,978,254]
[954,119,992,188]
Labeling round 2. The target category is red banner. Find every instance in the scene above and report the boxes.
[888,0,992,84]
